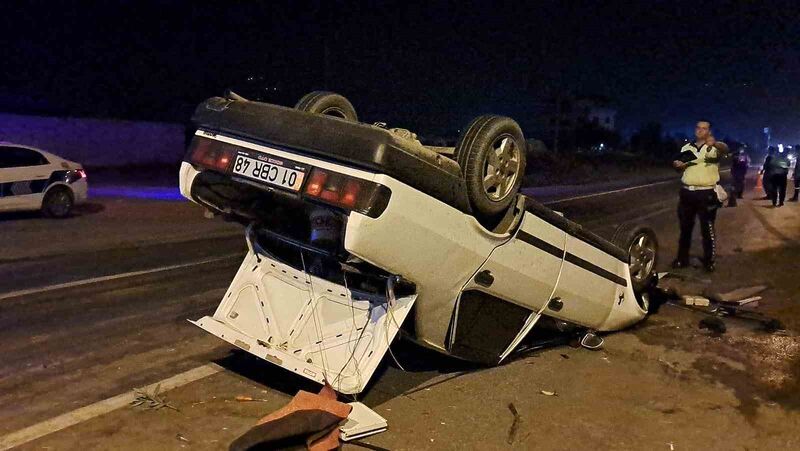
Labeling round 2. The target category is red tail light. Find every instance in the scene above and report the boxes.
[66,169,86,183]
[187,136,236,172]
[303,168,390,217]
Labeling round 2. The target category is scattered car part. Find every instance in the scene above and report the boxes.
[579,331,604,350]
[682,295,710,307]
[340,402,388,442]
[717,285,768,303]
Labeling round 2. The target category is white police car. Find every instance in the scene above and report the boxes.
[180,92,659,394]
[0,143,87,217]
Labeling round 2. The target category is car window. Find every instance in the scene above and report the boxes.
[0,146,49,168]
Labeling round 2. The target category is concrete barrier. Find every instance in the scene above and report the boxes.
[0,113,186,167]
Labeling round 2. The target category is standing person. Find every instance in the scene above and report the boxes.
[767,147,790,207]
[672,120,729,272]
[730,146,750,199]
[790,154,799,202]
[760,147,777,200]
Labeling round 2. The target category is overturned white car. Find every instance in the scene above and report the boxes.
[179,92,659,394]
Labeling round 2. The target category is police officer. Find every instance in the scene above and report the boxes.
[672,120,729,272]
[760,147,777,200]
[766,146,790,207]
[730,146,750,199]
[790,153,799,202]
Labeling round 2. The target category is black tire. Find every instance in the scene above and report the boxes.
[294,91,358,122]
[42,186,74,218]
[454,115,527,219]
[611,223,659,297]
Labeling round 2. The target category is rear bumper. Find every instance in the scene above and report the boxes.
[71,179,88,204]
[191,98,471,213]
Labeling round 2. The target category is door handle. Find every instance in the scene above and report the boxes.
[474,270,494,287]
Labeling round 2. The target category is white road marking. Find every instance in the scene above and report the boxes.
[545,179,675,204]
[545,169,731,204]
[0,363,224,451]
[0,253,242,302]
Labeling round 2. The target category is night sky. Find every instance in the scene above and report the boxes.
[2,0,799,144]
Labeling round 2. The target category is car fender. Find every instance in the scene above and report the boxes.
[41,181,74,204]
[597,269,647,331]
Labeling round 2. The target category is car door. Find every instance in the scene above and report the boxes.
[546,234,623,329]
[470,211,566,312]
[0,147,52,211]
[449,210,567,363]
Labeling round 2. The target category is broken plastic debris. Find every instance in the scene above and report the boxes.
[720,295,761,307]
[682,295,710,307]
[719,285,768,302]
[580,332,604,350]
[340,402,388,442]
[540,390,557,396]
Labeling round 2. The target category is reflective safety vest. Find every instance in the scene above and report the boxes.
[679,142,720,187]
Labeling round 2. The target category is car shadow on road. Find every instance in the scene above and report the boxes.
[74,201,106,216]
[209,338,480,407]
[0,201,105,221]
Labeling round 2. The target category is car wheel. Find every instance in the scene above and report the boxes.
[454,115,527,219]
[611,224,659,300]
[42,186,74,218]
[295,91,358,122]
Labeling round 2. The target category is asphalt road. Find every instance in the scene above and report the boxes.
[0,174,727,444]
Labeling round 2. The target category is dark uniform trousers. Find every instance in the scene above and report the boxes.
[677,188,718,265]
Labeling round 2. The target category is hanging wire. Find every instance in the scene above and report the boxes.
[385,275,407,372]
[300,250,332,385]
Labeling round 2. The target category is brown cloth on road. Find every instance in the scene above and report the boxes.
[230,384,352,451]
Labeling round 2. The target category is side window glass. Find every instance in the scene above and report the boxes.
[0,148,48,167]
[0,147,13,168]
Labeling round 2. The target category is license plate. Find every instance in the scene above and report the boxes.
[231,152,306,191]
